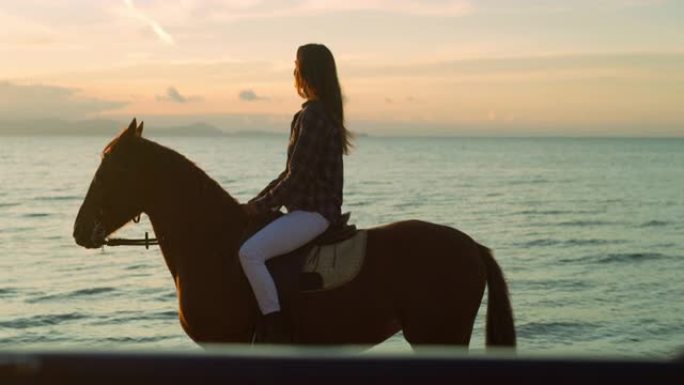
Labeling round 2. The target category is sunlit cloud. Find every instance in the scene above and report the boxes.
[156,87,202,103]
[596,0,667,6]
[239,89,268,102]
[130,0,473,21]
[123,0,175,45]
[0,82,128,120]
[472,0,669,14]
[296,0,472,17]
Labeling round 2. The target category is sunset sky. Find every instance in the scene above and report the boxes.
[1,0,682,135]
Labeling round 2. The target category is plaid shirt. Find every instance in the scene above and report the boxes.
[249,100,343,224]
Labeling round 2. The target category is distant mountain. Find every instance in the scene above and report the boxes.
[229,130,286,137]
[148,122,230,137]
[0,118,120,136]
[0,119,229,136]
[0,118,369,137]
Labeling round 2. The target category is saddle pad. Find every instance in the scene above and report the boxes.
[301,230,367,291]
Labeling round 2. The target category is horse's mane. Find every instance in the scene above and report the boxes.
[101,130,125,158]
[131,137,248,259]
[140,137,241,208]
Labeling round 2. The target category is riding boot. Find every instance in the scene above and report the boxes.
[256,311,292,344]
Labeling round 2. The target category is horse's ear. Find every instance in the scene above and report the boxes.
[125,118,138,137]
[136,121,144,137]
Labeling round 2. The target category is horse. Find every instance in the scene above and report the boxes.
[73,118,516,349]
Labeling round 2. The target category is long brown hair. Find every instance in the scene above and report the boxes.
[295,43,353,154]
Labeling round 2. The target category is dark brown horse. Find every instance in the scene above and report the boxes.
[73,119,516,349]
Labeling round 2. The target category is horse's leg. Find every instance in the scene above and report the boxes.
[176,274,254,345]
[389,221,487,348]
[174,245,257,345]
[400,274,485,347]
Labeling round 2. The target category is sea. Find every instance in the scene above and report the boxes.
[1,134,682,358]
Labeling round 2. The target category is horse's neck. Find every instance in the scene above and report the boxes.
[143,155,248,260]
[141,148,257,341]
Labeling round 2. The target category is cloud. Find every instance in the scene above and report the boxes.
[473,0,668,13]
[123,0,175,45]
[239,89,267,102]
[0,82,127,120]
[586,0,667,7]
[0,1,112,27]
[344,52,684,80]
[124,0,473,22]
[156,87,201,103]
[294,0,472,17]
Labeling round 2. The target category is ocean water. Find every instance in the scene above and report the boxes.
[1,134,682,357]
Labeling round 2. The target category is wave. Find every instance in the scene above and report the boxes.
[33,195,82,202]
[518,279,589,291]
[0,287,20,298]
[518,239,561,247]
[506,178,550,185]
[89,310,178,326]
[0,334,71,345]
[156,292,177,301]
[101,335,171,344]
[601,198,624,204]
[516,209,570,216]
[392,202,416,209]
[1,227,35,234]
[639,220,671,228]
[347,200,371,207]
[513,209,597,216]
[3,333,174,346]
[25,287,118,303]
[22,212,51,218]
[517,321,600,339]
[566,239,622,246]
[562,252,672,264]
[556,220,614,227]
[597,252,671,264]
[124,263,152,271]
[0,312,89,329]
[518,238,620,247]
[71,287,118,296]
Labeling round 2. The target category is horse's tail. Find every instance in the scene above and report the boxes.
[478,244,516,348]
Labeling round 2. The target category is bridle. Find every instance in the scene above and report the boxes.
[105,230,158,249]
[104,213,159,249]
[96,150,159,249]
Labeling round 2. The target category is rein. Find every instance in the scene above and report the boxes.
[104,214,158,249]
[105,232,158,249]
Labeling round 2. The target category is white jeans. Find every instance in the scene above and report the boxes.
[238,210,330,315]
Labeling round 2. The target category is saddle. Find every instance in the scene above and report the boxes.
[241,211,361,301]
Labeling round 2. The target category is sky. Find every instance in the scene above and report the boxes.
[1,0,683,135]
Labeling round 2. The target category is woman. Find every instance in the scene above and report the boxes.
[239,43,353,343]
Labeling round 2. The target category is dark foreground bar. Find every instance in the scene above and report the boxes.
[1,347,682,385]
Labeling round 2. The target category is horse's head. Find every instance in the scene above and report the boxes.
[74,118,148,249]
